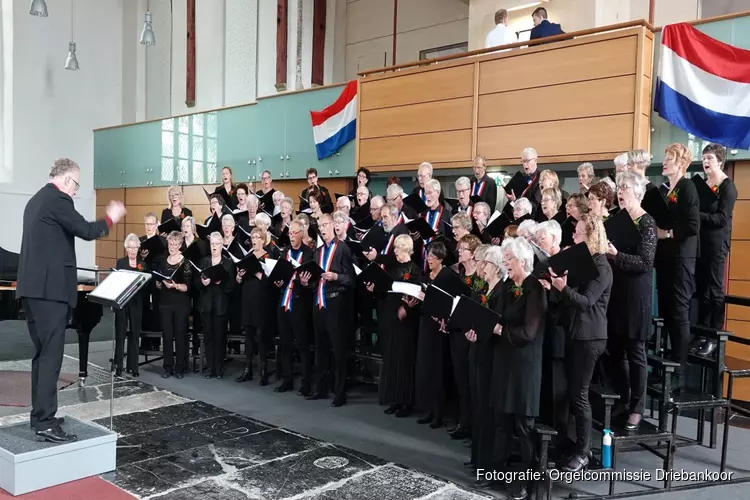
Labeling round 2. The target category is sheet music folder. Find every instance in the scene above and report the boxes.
[87,270,152,310]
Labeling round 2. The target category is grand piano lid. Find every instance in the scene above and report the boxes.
[0,246,19,282]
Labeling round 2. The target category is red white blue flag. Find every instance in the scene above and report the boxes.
[310,81,357,160]
[655,23,750,150]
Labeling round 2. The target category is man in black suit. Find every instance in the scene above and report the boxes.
[301,213,355,407]
[17,158,126,442]
[529,7,564,41]
[363,203,409,266]
[471,156,498,211]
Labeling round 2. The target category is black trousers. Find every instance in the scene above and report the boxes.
[608,336,647,414]
[278,299,313,389]
[696,251,727,330]
[566,339,606,455]
[243,325,271,368]
[313,295,349,398]
[656,258,695,377]
[160,303,190,374]
[202,313,226,376]
[115,302,142,374]
[449,331,472,428]
[23,298,69,429]
[469,343,495,469]
[492,412,535,475]
[540,356,569,450]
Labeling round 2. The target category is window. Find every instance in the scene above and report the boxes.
[161,111,218,184]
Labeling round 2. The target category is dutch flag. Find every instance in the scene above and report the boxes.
[655,23,750,150]
[310,81,358,160]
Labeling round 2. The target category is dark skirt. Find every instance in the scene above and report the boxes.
[378,294,418,407]
[415,316,448,414]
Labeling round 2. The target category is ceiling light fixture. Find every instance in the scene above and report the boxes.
[29,0,48,17]
[140,1,156,45]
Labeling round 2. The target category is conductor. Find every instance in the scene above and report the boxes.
[17,159,126,443]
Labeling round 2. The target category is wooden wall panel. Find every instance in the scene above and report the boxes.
[728,281,750,321]
[96,257,117,272]
[359,98,473,139]
[731,200,750,240]
[477,76,635,128]
[478,35,637,95]
[96,188,125,205]
[477,115,633,163]
[729,243,750,281]
[733,164,750,199]
[96,240,118,259]
[359,130,472,168]
[360,65,474,111]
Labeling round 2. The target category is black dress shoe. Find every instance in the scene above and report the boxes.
[331,396,346,407]
[509,484,528,500]
[31,417,64,429]
[417,413,434,425]
[132,371,139,378]
[36,425,77,443]
[205,373,215,379]
[306,392,326,401]
[297,386,311,398]
[235,369,253,382]
[175,373,184,379]
[275,381,293,393]
[384,405,400,415]
[429,418,444,429]
[395,406,412,418]
[562,453,589,473]
[216,373,223,379]
[162,371,171,378]
[259,364,268,386]
[698,340,717,356]
[624,414,642,431]
[474,478,496,489]
[449,424,470,440]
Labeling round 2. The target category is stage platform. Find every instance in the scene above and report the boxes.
[0,337,747,499]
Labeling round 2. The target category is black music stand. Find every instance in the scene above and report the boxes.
[87,269,151,431]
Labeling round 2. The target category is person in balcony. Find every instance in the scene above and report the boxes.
[485,9,514,49]
[530,7,564,41]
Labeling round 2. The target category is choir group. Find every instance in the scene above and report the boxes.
[113,142,736,499]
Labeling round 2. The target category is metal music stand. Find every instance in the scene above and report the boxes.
[86,269,151,432]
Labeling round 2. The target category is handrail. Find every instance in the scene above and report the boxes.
[358,19,654,77]
[652,9,750,32]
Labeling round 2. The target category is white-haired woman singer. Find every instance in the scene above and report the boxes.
[468,239,546,498]
[606,172,657,430]
[114,234,147,377]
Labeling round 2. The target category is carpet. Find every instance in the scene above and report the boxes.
[0,371,78,407]
[0,477,136,500]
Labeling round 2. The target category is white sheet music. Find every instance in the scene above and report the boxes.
[262,259,277,277]
[316,235,324,249]
[290,257,301,268]
[451,295,461,315]
[88,270,146,302]
[354,264,362,276]
[390,281,423,300]
[488,210,502,225]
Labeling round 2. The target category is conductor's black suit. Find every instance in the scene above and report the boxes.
[17,183,110,430]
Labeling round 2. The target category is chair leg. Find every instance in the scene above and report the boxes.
[697,408,705,445]
[721,375,734,474]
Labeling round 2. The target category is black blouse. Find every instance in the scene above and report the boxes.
[214,185,238,211]
[155,256,193,307]
[699,177,737,256]
[195,255,235,315]
[561,253,612,341]
[656,177,700,261]
[160,207,193,226]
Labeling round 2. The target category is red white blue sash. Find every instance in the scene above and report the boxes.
[422,206,443,271]
[281,248,303,311]
[316,241,338,309]
[472,181,486,197]
[419,189,426,203]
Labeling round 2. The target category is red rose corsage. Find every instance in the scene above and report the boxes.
[403,273,411,281]
[667,189,679,204]
[511,284,523,297]
[180,213,185,219]
[465,276,472,286]
[136,264,144,271]
[711,185,719,194]
[480,295,488,305]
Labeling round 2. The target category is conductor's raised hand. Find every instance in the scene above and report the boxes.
[106,201,127,224]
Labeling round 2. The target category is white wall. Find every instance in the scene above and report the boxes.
[345,0,469,79]
[1,0,12,185]
[0,0,126,268]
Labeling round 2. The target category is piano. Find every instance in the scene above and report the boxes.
[0,245,104,385]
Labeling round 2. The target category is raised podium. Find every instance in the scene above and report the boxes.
[0,270,150,496]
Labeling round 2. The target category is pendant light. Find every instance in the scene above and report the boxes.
[140,1,156,45]
[29,0,48,17]
[65,1,79,70]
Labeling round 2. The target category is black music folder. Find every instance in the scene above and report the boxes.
[407,217,436,240]
[604,208,642,250]
[198,262,229,282]
[152,260,184,282]
[403,193,427,214]
[423,271,470,320]
[641,186,670,227]
[196,217,222,240]
[352,202,371,224]
[548,242,599,288]
[345,238,364,256]
[181,242,204,264]
[360,225,388,252]
[234,253,263,275]
[141,235,165,256]
[692,174,719,211]
[358,262,395,294]
[232,210,249,224]
[502,200,514,218]
[353,215,376,232]
[296,259,325,283]
[503,171,529,198]
[276,227,291,248]
[252,190,275,211]
[158,218,181,235]
[223,238,247,261]
[560,217,576,248]
[447,295,501,341]
[202,187,213,202]
[268,258,295,285]
[484,212,512,238]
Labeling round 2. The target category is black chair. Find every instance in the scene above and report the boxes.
[533,423,557,500]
